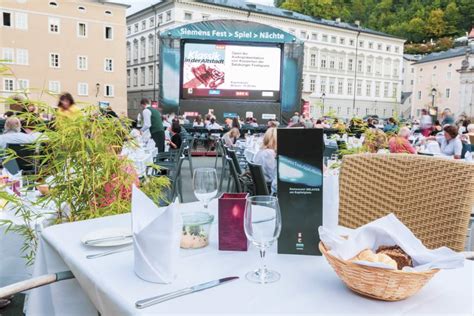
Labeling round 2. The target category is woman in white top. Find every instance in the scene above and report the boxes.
[193,115,204,127]
[253,127,277,187]
[0,117,41,149]
[222,127,240,147]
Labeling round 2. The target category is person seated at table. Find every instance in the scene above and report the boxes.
[253,127,277,187]
[425,125,463,159]
[193,115,204,127]
[222,127,240,147]
[367,118,376,129]
[314,119,324,129]
[383,117,398,133]
[267,119,279,128]
[167,121,182,150]
[388,127,416,154]
[207,118,222,130]
[56,92,81,120]
[429,120,443,136]
[231,117,241,129]
[461,124,474,144]
[0,117,41,149]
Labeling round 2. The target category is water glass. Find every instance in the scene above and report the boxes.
[193,168,218,209]
[244,196,282,283]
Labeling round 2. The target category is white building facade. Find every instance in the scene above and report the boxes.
[126,0,405,120]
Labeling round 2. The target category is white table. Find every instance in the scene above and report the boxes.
[26,195,473,315]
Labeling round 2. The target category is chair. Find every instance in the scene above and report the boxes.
[225,156,242,193]
[6,143,36,175]
[248,162,270,196]
[227,149,242,175]
[338,154,474,252]
[181,136,194,176]
[169,155,185,202]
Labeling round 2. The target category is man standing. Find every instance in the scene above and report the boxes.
[140,98,165,152]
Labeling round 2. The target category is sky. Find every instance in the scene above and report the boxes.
[114,0,274,15]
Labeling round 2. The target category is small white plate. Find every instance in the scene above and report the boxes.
[81,227,132,247]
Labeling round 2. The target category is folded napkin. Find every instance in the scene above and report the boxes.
[318,213,464,271]
[132,185,182,283]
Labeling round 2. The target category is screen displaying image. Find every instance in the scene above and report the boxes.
[181,42,281,101]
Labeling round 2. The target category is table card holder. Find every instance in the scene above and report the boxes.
[277,128,324,255]
[218,193,249,251]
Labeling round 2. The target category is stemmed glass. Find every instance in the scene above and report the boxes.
[193,168,218,210]
[244,196,282,284]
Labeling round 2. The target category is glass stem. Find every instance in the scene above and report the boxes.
[258,248,268,280]
[203,201,208,209]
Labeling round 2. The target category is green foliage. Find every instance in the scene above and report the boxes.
[276,0,472,47]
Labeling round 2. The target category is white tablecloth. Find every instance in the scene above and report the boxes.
[26,188,474,315]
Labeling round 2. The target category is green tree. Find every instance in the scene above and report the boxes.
[425,9,447,38]
[406,17,426,42]
[444,1,462,35]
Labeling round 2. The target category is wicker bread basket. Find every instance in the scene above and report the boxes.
[319,242,439,301]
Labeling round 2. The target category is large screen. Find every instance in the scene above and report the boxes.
[181,42,281,101]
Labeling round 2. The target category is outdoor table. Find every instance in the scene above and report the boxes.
[26,190,473,315]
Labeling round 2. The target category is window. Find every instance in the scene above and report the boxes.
[309,77,316,91]
[104,58,113,72]
[338,59,343,70]
[140,66,145,85]
[377,43,382,50]
[300,31,307,39]
[375,82,381,97]
[337,79,343,94]
[366,62,372,73]
[77,22,87,37]
[105,26,113,39]
[104,84,114,97]
[149,17,154,27]
[49,17,60,33]
[330,36,336,44]
[417,91,421,99]
[16,49,28,65]
[322,34,328,42]
[386,45,391,52]
[320,77,327,94]
[349,39,354,46]
[166,10,171,22]
[77,56,87,70]
[127,26,131,35]
[395,46,399,53]
[126,42,131,61]
[148,65,154,85]
[447,72,452,80]
[49,53,60,68]
[383,82,389,97]
[48,80,60,93]
[311,33,317,41]
[445,88,450,98]
[348,58,353,71]
[2,12,12,27]
[359,41,364,48]
[368,42,373,49]
[357,60,363,72]
[339,37,345,45]
[366,81,372,96]
[202,15,210,20]
[148,36,154,57]
[3,78,14,91]
[184,12,192,21]
[49,1,58,7]
[133,41,138,59]
[17,79,29,90]
[134,23,138,32]
[105,10,112,15]
[347,80,353,95]
[127,70,131,87]
[78,6,86,12]
[320,58,326,69]
[2,47,14,63]
[78,82,88,96]
[288,29,295,35]
[310,54,316,67]
[329,77,335,94]
[140,38,146,59]
[158,14,163,24]
[15,12,28,29]
[356,80,362,96]
[133,68,138,86]
[141,20,146,30]
[392,85,397,98]
[329,59,335,69]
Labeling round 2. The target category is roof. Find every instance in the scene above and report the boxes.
[100,0,131,9]
[403,54,422,61]
[196,0,404,40]
[414,46,467,65]
[128,0,403,40]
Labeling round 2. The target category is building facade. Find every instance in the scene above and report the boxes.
[411,47,466,118]
[400,54,421,119]
[458,29,474,118]
[0,0,129,115]
[126,0,405,120]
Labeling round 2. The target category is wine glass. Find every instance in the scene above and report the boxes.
[244,196,282,284]
[193,168,218,210]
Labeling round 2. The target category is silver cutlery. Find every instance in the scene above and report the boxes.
[135,276,239,309]
[86,246,132,259]
[84,234,133,245]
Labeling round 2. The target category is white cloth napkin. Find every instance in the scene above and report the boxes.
[319,213,464,271]
[132,185,182,283]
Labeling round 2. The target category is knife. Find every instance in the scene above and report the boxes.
[84,234,133,245]
[135,276,239,309]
